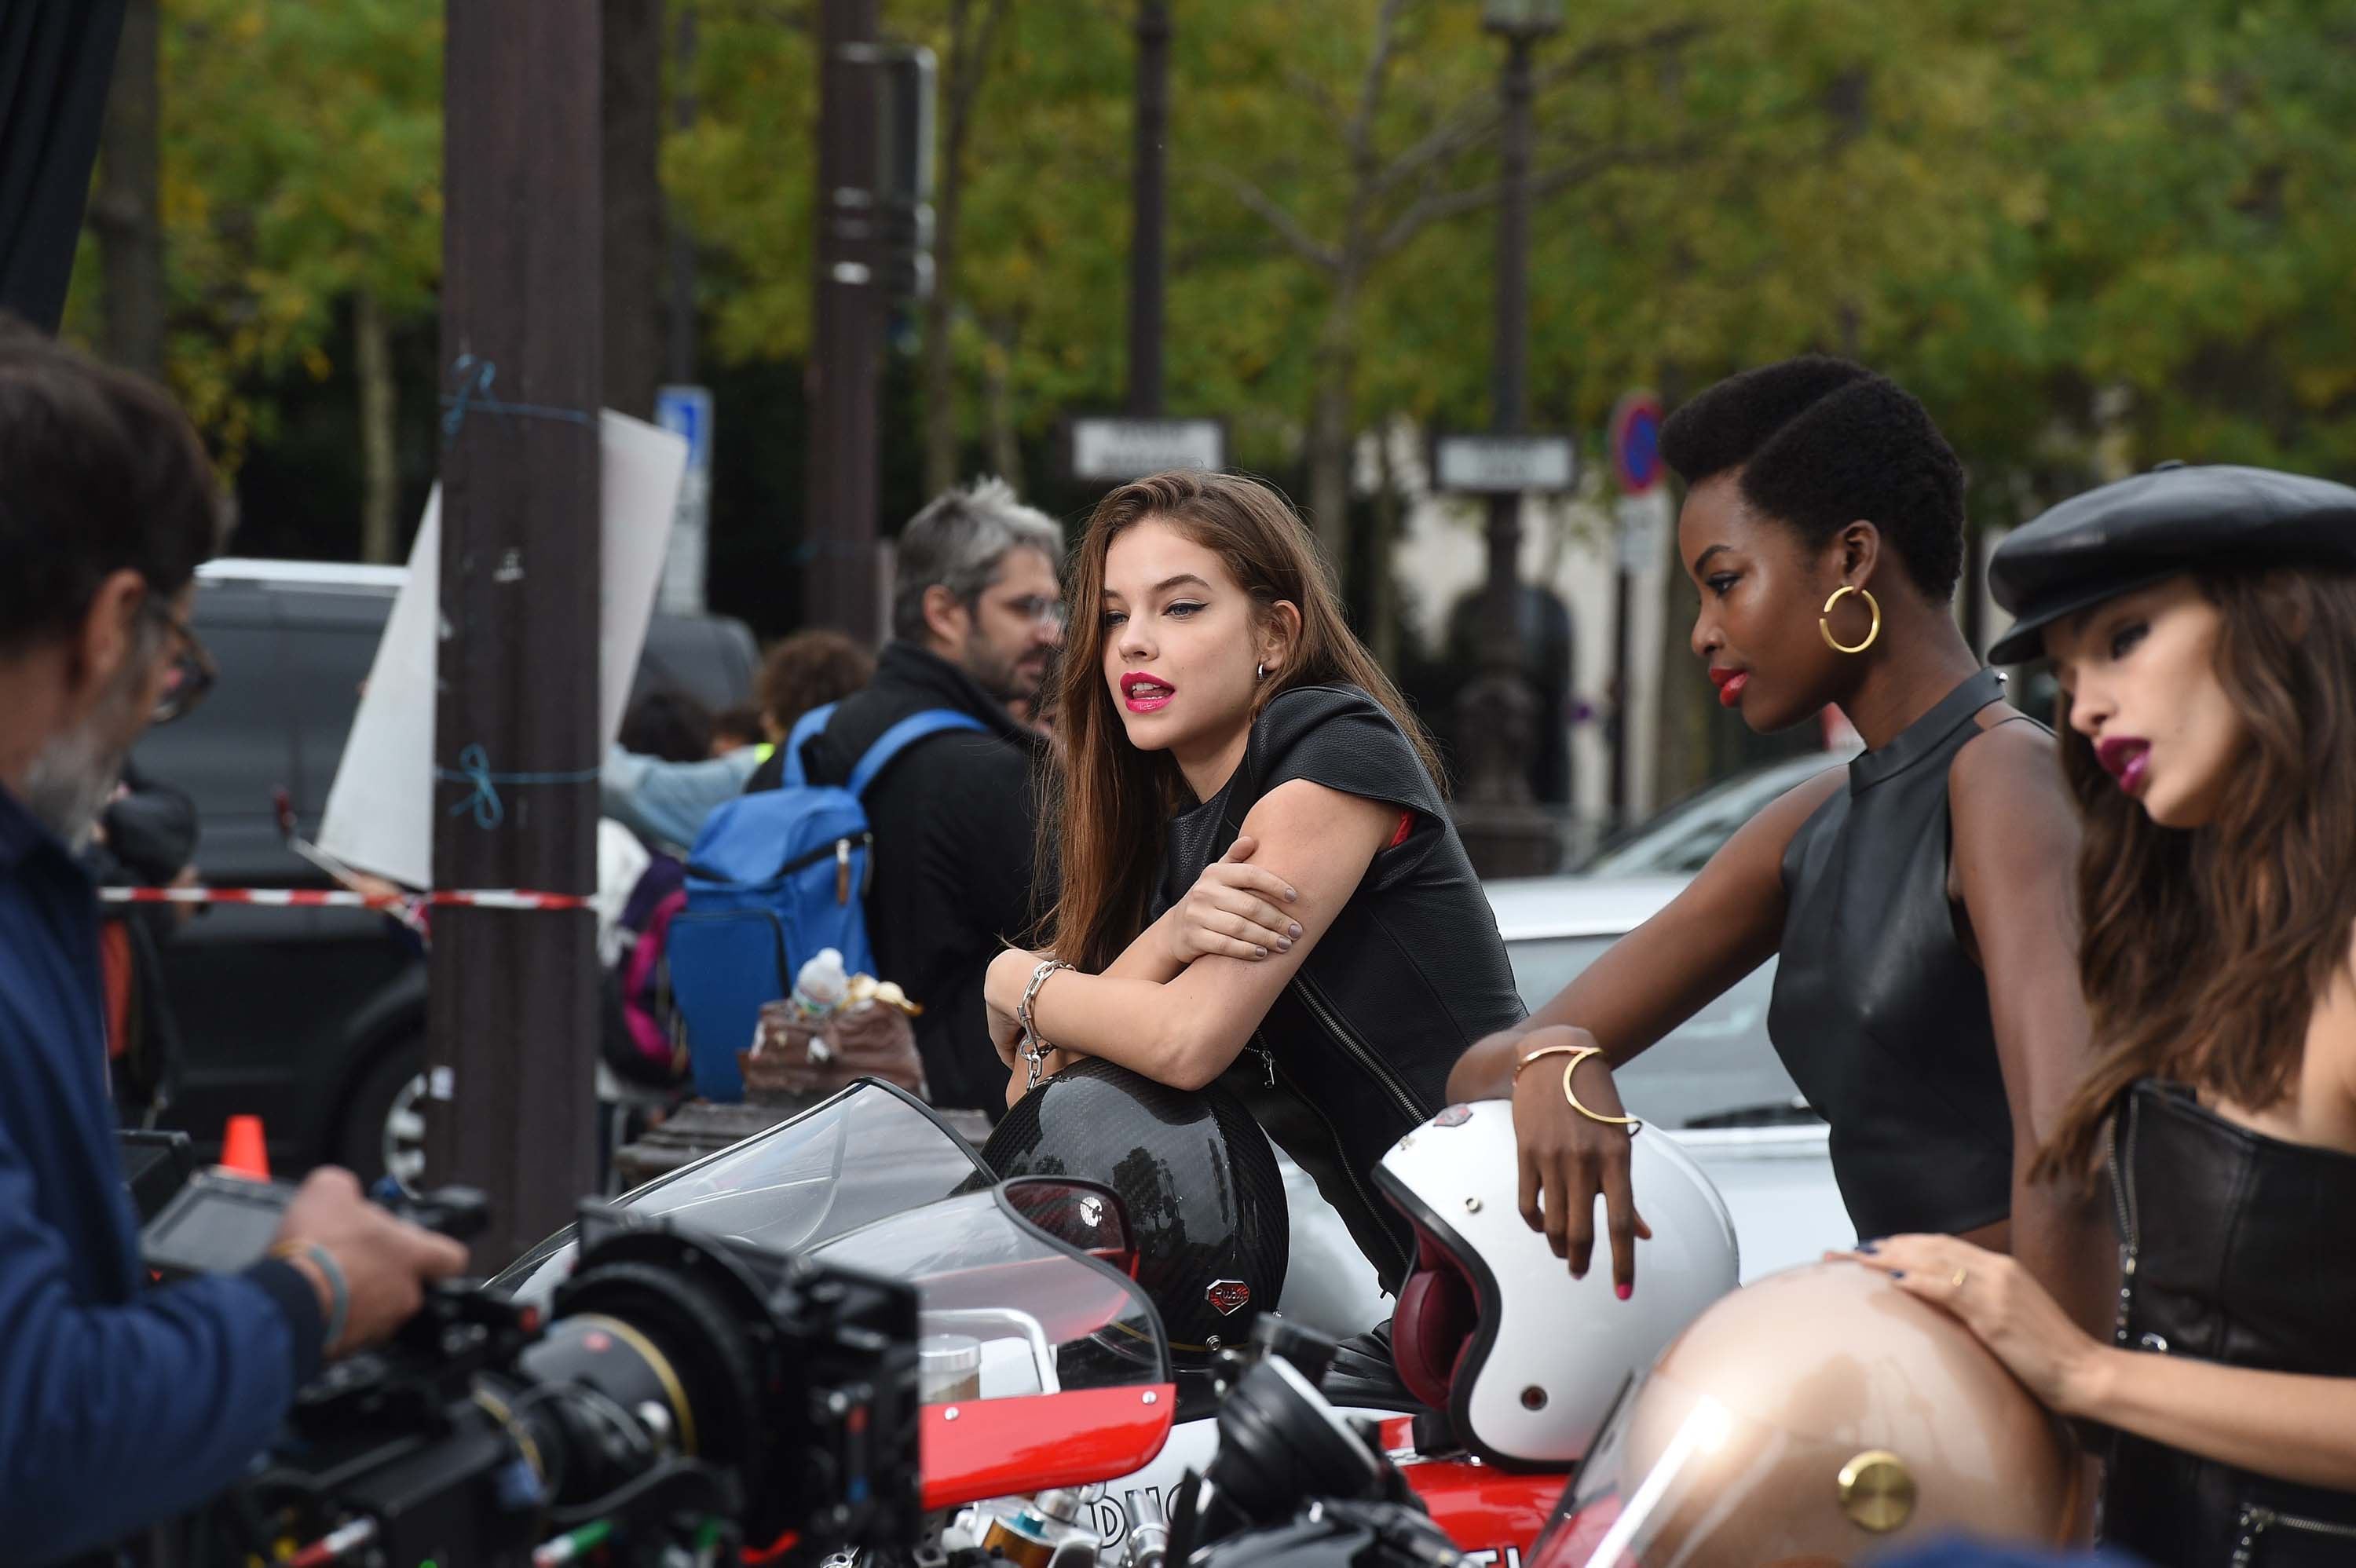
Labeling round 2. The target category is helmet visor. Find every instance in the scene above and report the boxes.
[1530,1368,2071,1568]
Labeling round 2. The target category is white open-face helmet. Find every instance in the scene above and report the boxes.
[1371,1098,1740,1470]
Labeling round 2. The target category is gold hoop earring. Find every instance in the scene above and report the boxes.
[1820,585,1881,655]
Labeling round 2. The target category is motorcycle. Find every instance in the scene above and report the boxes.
[488,1080,1570,1564]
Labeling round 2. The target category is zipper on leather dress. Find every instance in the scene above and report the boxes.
[2232,1504,2356,1567]
[2105,1098,2141,1348]
[1293,974,1427,1125]
[1257,1028,1414,1281]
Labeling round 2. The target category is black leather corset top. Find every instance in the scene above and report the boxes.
[2100,1079,2356,1566]
[1765,667,2021,1240]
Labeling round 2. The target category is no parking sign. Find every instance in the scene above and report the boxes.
[1609,391,1664,495]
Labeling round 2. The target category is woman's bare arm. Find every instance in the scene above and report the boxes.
[1444,766,1838,1103]
[1948,720,2113,1334]
[988,780,1394,1090]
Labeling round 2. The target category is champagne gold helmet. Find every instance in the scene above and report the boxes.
[1530,1261,2080,1568]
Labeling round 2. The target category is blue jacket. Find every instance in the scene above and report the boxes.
[0,784,322,1565]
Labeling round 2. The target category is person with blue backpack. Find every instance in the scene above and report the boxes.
[669,479,1064,1114]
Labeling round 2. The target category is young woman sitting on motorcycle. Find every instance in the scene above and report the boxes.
[1844,467,2356,1567]
[1447,357,2108,1323]
[984,470,1525,1285]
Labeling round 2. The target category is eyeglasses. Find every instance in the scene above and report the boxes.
[145,600,218,725]
[1000,594,1069,630]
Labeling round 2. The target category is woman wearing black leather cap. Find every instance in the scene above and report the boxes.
[1449,356,2109,1326]
[1845,463,2356,1566]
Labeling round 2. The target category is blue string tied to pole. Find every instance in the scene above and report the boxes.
[436,744,602,831]
[439,354,598,444]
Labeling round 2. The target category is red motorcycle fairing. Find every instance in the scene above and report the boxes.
[922,1386,1176,1512]
[1378,1417,1568,1565]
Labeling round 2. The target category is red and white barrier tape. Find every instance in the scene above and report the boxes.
[97,885,591,911]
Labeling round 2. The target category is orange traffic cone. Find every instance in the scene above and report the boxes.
[219,1114,270,1180]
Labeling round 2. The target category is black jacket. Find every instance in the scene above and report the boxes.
[769,642,1048,1113]
[1158,685,1527,1286]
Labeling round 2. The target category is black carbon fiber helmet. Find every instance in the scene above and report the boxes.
[983,1058,1289,1413]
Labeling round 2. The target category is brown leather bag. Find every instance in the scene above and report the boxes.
[739,997,926,1106]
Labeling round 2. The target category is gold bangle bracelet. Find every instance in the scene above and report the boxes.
[1560,1047,1643,1135]
[1513,1041,1588,1082]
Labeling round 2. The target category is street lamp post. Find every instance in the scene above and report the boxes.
[1453,0,1562,878]
[806,0,884,641]
[1129,0,1171,417]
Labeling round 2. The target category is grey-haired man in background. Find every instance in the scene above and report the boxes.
[749,478,1064,1113]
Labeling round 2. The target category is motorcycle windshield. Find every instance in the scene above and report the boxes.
[492,1080,991,1305]
[816,1177,1171,1403]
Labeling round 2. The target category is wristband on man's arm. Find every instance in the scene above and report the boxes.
[267,1240,349,1355]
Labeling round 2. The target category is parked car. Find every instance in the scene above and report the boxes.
[130,557,759,1179]
[1483,870,1853,1283]
[1578,747,1853,876]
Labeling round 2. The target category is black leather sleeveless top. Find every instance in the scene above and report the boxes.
[1766,668,2022,1239]
[1155,685,1527,1288]
[2100,1079,2356,1566]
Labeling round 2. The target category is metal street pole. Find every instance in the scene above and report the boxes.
[1128,0,1171,416]
[1452,14,1559,878]
[431,0,602,1267]
[1611,564,1630,824]
[806,0,884,641]
[665,5,700,387]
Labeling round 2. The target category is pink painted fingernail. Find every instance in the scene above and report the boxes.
[1615,1282,1632,1301]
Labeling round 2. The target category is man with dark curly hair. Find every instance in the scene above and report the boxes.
[1449,356,2109,1340]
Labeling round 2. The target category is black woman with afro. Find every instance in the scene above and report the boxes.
[1451,356,2111,1332]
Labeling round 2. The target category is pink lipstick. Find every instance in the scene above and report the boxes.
[1121,671,1176,714]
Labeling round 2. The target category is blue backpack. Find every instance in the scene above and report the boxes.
[665,701,988,1100]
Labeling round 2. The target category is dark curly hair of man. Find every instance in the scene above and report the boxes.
[1658,355,1967,602]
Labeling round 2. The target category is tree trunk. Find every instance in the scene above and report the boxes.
[1369,418,1399,674]
[94,0,163,378]
[919,183,964,494]
[1306,277,1359,588]
[601,0,665,419]
[982,313,1023,484]
[355,289,398,564]
[922,0,1005,497]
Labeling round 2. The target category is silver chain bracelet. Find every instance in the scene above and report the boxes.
[1015,958,1074,1091]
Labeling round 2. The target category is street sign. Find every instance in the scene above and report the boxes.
[655,385,713,614]
[1067,415,1227,482]
[1610,391,1665,494]
[1615,490,1673,573]
[1432,433,1578,494]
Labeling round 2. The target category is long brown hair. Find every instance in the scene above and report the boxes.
[1039,470,1442,975]
[2038,567,2356,1178]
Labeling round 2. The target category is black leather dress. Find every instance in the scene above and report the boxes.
[2100,1079,2356,1566]
[1766,667,2026,1239]
[1157,685,1527,1288]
